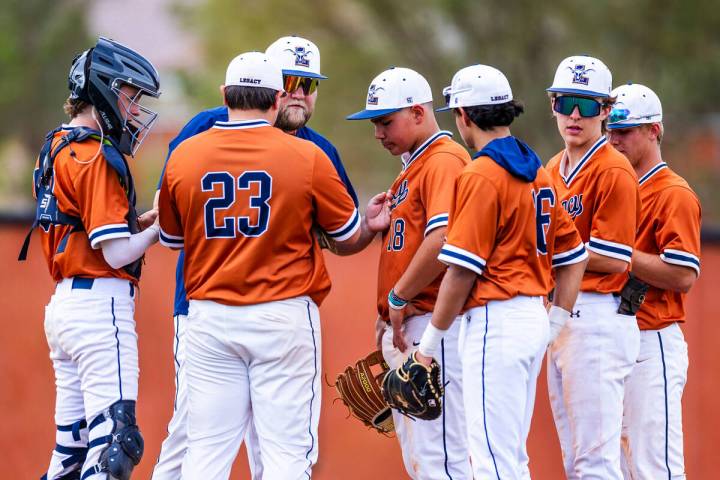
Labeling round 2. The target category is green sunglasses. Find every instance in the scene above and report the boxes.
[553,95,603,117]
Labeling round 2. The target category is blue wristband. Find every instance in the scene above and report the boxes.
[388,289,408,310]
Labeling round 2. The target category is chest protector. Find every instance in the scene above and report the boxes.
[18,126,142,280]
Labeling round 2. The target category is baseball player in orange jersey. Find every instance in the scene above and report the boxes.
[347,67,473,479]
[151,36,359,480]
[414,64,588,479]
[158,52,390,479]
[607,83,701,479]
[544,56,643,479]
[28,38,161,480]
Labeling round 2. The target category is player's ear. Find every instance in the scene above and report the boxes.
[458,107,472,128]
[273,90,285,110]
[410,104,425,124]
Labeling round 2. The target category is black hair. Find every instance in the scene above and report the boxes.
[455,100,524,131]
[224,86,277,111]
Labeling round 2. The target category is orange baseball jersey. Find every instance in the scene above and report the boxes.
[634,162,701,330]
[546,137,641,293]
[38,128,136,283]
[158,119,359,307]
[376,131,470,319]
[439,138,587,309]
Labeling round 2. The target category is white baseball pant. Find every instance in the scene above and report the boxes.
[461,296,549,480]
[547,291,641,480]
[44,277,138,480]
[382,313,472,480]
[180,296,321,480]
[621,322,688,479]
[152,314,265,480]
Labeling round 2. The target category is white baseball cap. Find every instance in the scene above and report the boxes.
[346,67,433,120]
[265,35,327,79]
[225,52,284,91]
[547,55,612,98]
[437,64,513,112]
[607,83,663,129]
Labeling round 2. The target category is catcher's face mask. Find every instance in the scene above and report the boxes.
[114,83,159,156]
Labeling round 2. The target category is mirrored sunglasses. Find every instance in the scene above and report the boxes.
[553,95,602,117]
[283,75,319,95]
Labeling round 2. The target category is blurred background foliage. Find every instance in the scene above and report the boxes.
[2,0,720,224]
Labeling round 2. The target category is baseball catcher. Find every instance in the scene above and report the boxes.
[333,350,395,434]
[381,352,443,421]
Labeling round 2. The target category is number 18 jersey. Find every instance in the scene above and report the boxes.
[158,119,359,306]
[376,132,470,320]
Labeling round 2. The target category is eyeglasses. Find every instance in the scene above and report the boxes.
[283,75,319,95]
[553,95,603,117]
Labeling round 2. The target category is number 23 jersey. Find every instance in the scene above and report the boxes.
[158,120,359,306]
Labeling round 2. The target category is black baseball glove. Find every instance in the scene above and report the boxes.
[381,351,443,421]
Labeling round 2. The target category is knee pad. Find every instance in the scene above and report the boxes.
[87,400,144,480]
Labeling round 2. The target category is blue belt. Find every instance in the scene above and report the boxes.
[71,277,135,297]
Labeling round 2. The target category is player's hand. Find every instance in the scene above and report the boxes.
[389,305,414,353]
[414,350,433,367]
[365,190,392,233]
[137,208,159,231]
[375,315,386,350]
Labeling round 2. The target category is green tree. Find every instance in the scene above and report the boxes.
[176,0,720,221]
[0,0,91,152]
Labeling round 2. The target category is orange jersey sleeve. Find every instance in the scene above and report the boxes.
[586,167,640,263]
[439,170,497,275]
[158,164,184,248]
[312,148,360,241]
[550,189,587,268]
[420,151,467,235]
[654,186,701,275]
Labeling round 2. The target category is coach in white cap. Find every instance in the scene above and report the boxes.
[608,83,700,480]
[544,55,642,480]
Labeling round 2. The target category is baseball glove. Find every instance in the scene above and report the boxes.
[381,351,443,421]
[332,350,395,434]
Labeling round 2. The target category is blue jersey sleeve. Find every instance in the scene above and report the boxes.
[156,106,229,190]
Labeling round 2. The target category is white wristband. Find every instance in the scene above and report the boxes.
[418,322,446,358]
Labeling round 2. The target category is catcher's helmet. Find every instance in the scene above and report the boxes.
[68,37,161,156]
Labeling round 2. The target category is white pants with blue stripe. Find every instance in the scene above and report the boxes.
[382,313,472,480]
[621,322,688,480]
[181,297,321,480]
[547,292,641,480]
[44,277,138,479]
[461,296,549,480]
[153,314,265,480]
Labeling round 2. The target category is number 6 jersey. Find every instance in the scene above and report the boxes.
[158,119,359,306]
[438,136,587,310]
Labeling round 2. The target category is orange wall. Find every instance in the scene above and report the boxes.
[1,226,718,478]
